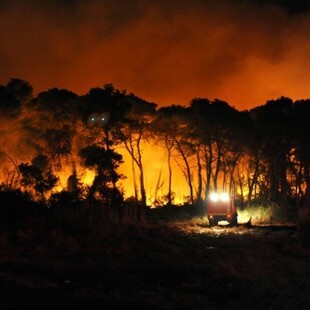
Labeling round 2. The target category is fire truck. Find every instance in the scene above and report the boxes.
[207,192,238,226]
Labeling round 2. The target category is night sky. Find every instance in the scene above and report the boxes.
[0,0,309,110]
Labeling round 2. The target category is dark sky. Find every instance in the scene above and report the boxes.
[0,0,309,110]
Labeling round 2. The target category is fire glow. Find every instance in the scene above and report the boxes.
[0,1,309,110]
[0,77,308,216]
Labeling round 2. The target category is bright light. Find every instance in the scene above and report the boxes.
[210,192,219,201]
[209,192,230,202]
[220,193,230,201]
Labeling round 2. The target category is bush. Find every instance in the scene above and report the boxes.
[237,202,297,225]
[298,199,310,247]
[0,185,41,228]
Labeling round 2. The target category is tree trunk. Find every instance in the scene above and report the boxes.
[132,157,138,200]
[213,156,221,192]
[137,137,147,207]
[237,172,245,207]
[175,140,194,205]
[247,158,260,206]
[222,163,227,192]
[139,163,147,207]
[196,145,203,202]
[167,147,173,206]
[204,144,213,199]
[124,133,147,206]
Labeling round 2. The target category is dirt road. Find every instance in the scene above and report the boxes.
[0,222,309,309]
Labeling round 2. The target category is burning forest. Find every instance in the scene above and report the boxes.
[1,1,310,309]
[2,41,310,310]
[1,78,310,221]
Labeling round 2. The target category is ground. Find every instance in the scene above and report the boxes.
[0,221,309,309]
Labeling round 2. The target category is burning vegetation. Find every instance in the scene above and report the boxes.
[0,77,310,230]
[0,77,310,309]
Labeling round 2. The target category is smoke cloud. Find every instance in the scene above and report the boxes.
[0,0,309,110]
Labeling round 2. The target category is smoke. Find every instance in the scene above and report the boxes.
[0,0,309,110]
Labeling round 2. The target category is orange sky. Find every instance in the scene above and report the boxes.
[0,0,309,110]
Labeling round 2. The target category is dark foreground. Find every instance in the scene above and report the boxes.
[0,222,309,309]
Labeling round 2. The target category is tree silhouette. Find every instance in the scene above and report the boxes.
[188,98,247,200]
[6,78,33,105]
[118,94,157,206]
[0,85,21,118]
[292,99,310,200]
[79,144,124,207]
[18,156,58,200]
[251,97,294,204]
[23,88,79,172]
[0,78,32,120]
[0,76,310,224]
[152,106,182,206]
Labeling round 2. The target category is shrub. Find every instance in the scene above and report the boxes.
[0,185,40,228]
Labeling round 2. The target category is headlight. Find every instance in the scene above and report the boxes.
[209,192,230,202]
[220,193,229,201]
[209,192,219,201]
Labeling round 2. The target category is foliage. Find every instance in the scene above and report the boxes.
[18,162,58,198]
[79,144,124,206]
[0,185,40,228]
[1,78,310,226]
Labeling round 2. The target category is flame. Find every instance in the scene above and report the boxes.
[118,141,191,205]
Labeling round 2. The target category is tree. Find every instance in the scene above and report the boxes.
[79,144,124,207]
[0,150,20,188]
[153,106,184,206]
[189,99,214,200]
[188,98,246,200]
[173,119,195,205]
[0,78,33,120]
[250,97,294,204]
[43,126,74,171]
[18,155,58,200]
[0,85,21,118]
[119,94,157,206]
[78,84,130,154]
[6,78,33,105]
[29,87,79,123]
[23,88,79,172]
[291,99,310,201]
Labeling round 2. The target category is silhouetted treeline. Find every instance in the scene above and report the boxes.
[0,78,310,223]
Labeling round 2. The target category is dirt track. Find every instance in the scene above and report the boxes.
[0,222,309,309]
[171,221,298,237]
